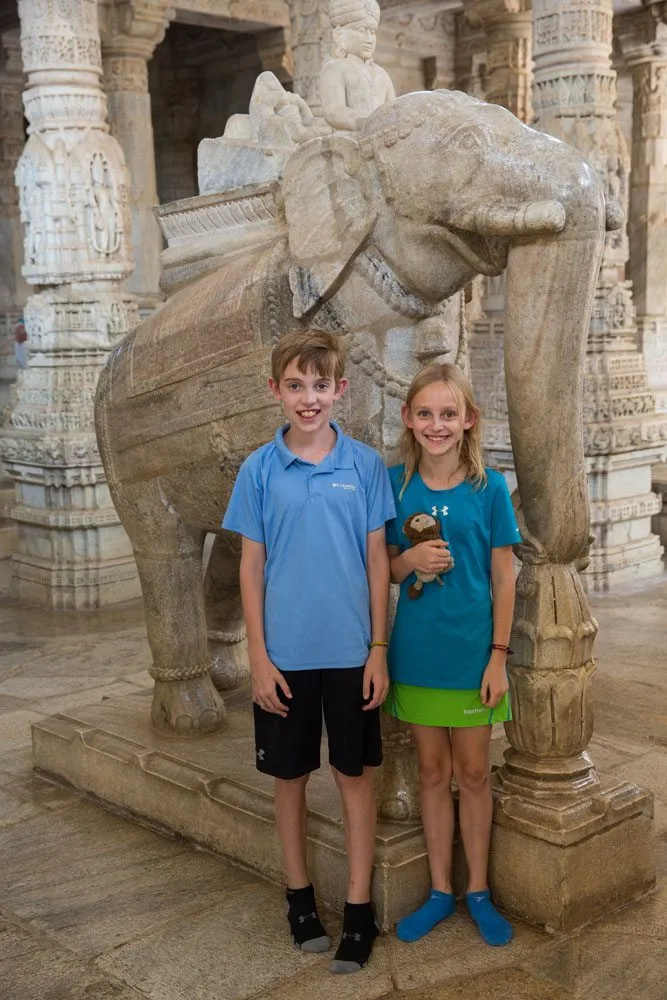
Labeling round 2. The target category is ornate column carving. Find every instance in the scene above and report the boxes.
[617,3,667,416]
[0,0,140,608]
[488,0,656,932]
[532,0,666,590]
[288,0,333,111]
[0,30,28,429]
[464,1,533,485]
[99,0,174,312]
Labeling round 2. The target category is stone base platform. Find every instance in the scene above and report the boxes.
[31,688,433,931]
[32,688,656,934]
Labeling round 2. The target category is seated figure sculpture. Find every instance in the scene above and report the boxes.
[321,0,396,131]
[224,71,327,148]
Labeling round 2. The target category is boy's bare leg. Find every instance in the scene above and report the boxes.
[329,766,380,974]
[275,774,332,952]
[274,775,310,888]
[332,766,376,902]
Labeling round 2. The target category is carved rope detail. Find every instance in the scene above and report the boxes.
[352,247,441,320]
[149,660,212,682]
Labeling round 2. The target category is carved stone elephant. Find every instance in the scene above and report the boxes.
[95,89,615,735]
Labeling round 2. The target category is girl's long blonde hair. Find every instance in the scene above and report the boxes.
[398,363,486,498]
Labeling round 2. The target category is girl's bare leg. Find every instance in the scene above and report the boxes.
[451,725,493,892]
[411,724,455,892]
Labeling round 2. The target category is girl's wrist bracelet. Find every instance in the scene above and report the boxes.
[491,643,513,655]
[370,640,389,649]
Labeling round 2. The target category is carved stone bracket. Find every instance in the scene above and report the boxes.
[99,0,175,66]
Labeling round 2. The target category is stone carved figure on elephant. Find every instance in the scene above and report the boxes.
[94,88,619,740]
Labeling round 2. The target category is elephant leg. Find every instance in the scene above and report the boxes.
[119,480,226,736]
[204,531,250,692]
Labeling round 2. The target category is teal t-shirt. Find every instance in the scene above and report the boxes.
[387,465,521,690]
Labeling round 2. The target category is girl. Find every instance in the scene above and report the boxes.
[385,363,519,947]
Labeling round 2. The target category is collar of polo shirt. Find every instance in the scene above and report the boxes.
[274,421,355,470]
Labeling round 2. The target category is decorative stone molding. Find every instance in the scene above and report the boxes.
[0,0,140,608]
[288,0,333,111]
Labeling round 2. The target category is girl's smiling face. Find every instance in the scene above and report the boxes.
[402,382,475,458]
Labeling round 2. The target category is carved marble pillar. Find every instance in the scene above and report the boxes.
[617,4,667,416]
[0,31,27,438]
[100,0,174,313]
[0,0,140,608]
[532,0,666,590]
[487,0,655,932]
[464,1,533,485]
[288,0,333,111]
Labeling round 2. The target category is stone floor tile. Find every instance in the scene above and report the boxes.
[0,693,30,714]
[95,882,327,1000]
[609,749,667,803]
[32,680,147,715]
[256,935,394,1000]
[0,800,259,959]
[0,787,41,828]
[0,915,147,1000]
[0,709,46,750]
[590,880,667,940]
[521,921,666,999]
[390,967,572,1000]
[0,745,33,779]
[121,669,153,688]
[0,673,127,700]
[1,770,80,811]
[386,909,547,992]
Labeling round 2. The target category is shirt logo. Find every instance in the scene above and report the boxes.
[431,505,449,517]
[332,482,357,491]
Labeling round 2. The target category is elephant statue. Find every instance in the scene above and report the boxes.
[95,89,616,736]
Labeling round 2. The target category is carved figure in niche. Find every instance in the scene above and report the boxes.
[321,0,395,131]
[95,90,621,743]
[86,152,120,256]
[223,71,329,148]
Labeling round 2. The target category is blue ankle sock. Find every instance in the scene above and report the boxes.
[466,890,513,946]
[396,889,456,943]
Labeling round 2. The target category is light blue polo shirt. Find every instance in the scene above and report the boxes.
[387,465,520,690]
[222,422,396,671]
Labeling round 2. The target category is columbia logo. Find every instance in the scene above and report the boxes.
[332,482,356,491]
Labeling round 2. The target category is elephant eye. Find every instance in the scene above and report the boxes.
[449,127,483,152]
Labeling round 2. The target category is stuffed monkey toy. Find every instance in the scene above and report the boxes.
[403,512,454,600]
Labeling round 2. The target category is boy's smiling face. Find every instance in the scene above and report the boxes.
[269,361,347,435]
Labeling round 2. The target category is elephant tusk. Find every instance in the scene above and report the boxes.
[473,201,567,237]
[605,199,624,232]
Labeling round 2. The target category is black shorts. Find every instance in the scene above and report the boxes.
[253,666,383,780]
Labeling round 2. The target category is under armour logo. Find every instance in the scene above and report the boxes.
[256,748,265,761]
[431,505,449,517]
[342,931,362,942]
[298,912,317,923]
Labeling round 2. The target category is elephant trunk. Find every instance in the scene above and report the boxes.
[503,229,604,564]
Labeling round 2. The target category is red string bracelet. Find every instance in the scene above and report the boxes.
[491,643,513,655]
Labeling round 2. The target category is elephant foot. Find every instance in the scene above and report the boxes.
[208,631,250,693]
[375,721,420,821]
[151,675,226,736]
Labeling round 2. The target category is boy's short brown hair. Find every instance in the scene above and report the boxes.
[271,330,346,384]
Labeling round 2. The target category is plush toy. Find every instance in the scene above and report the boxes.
[403,512,454,599]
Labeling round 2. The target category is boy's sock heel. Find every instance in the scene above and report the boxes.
[330,901,379,974]
[465,889,513,947]
[286,884,331,953]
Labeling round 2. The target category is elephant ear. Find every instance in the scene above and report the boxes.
[282,134,376,318]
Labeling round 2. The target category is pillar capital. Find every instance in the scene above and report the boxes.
[465,0,532,32]
[464,1,532,129]
[616,3,667,66]
[98,0,174,63]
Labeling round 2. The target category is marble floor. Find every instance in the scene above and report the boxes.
[0,559,666,1000]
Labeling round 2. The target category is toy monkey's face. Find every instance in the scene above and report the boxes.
[403,512,442,543]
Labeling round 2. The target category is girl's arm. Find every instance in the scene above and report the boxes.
[388,542,451,584]
[363,527,391,709]
[480,545,516,707]
[240,536,292,716]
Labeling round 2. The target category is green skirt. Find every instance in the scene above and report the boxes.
[383,681,511,728]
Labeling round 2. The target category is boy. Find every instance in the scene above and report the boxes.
[223,330,395,974]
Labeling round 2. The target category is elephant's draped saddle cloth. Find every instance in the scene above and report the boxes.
[127,245,280,400]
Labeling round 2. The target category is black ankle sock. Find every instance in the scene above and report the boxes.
[286,884,330,951]
[330,901,379,974]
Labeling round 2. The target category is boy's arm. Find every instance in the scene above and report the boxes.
[363,526,390,710]
[240,536,292,717]
[480,545,515,708]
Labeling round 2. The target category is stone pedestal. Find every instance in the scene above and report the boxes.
[533,0,667,592]
[100,0,174,314]
[0,0,141,608]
